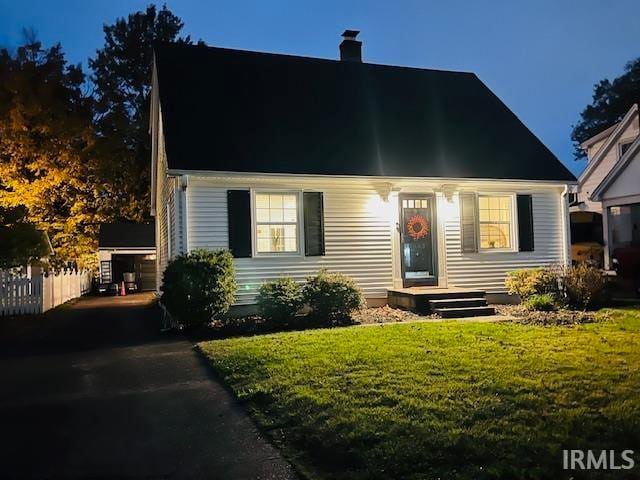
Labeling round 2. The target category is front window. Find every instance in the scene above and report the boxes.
[478,195,513,250]
[255,192,299,253]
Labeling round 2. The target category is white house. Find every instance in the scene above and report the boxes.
[150,31,576,314]
[571,104,640,270]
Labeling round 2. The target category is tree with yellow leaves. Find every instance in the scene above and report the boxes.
[0,38,103,267]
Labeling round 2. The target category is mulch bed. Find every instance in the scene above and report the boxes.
[495,304,605,325]
[351,305,439,325]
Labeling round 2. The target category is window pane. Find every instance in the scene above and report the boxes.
[283,195,297,209]
[267,209,281,222]
[489,209,499,222]
[256,194,269,209]
[500,197,511,210]
[270,195,283,208]
[284,238,297,251]
[256,225,268,238]
[257,238,270,252]
[479,223,511,249]
[489,197,499,209]
[256,208,270,222]
[479,197,488,210]
[284,224,297,239]
[269,225,285,251]
[479,207,489,221]
[283,208,297,222]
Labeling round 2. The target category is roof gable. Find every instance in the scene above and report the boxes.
[578,104,639,185]
[592,135,640,200]
[154,43,575,182]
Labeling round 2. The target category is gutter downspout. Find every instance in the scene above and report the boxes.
[560,185,571,266]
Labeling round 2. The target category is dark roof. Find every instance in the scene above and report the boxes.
[98,223,155,249]
[154,43,575,182]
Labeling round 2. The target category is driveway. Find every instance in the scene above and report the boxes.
[0,294,297,479]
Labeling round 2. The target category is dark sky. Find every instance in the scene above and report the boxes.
[1,0,639,176]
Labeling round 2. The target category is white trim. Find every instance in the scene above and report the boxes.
[578,104,638,184]
[98,248,156,254]
[579,122,619,149]
[560,184,571,266]
[167,168,576,186]
[250,189,304,258]
[435,192,448,287]
[602,194,640,207]
[166,201,172,260]
[476,192,519,253]
[591,135,640,201]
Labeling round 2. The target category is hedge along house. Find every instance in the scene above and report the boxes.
[150,31,576,315]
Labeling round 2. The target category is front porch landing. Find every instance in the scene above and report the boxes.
[387,287,495,318]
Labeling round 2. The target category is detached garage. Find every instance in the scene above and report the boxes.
[98,223,156,292]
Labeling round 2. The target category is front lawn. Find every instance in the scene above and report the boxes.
[199,309,640,479]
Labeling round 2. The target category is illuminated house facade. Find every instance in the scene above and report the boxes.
[150,33,576,308]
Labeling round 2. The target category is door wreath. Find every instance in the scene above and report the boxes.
[407,214,429,240]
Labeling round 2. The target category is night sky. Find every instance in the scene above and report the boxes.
[1,0,639,176]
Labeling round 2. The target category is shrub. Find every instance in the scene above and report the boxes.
[256,277,304,323]
[558,262,607,310]
[523,293,557,312]
[161,249,237,327]
[505,267,558,300]
[303,269,364,323]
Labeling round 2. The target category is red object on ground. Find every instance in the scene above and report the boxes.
[120,281,127,296]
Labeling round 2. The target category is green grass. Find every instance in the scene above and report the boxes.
[198,309,640,480]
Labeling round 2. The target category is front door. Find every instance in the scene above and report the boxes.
[399,195,437,287]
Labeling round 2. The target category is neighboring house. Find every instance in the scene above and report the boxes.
[150,31,576,309]
[571,104,640,269]
[98,223,156,291]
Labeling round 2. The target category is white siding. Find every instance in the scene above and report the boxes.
[444,191,565,292]
[184,176,568,304]
[187,179,394,305]
[601,149,640,201]
[154,116,177,289]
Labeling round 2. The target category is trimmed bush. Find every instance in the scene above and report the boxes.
[505,267,558,300]
[303,269,364,323]
[256,277,304,323]
[523,293,557,312]
[559,262,607,310]
[161,249,237,327]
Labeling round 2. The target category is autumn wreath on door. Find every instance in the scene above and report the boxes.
[407,214,429,240]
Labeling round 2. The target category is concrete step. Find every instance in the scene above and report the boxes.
[428,297,488,309]
[433,306,496,318]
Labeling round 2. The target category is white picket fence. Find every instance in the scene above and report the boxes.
[0,269,92,316]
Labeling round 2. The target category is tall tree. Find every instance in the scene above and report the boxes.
[0,38,103,266]
[571,57,640,159]
[90,4,195,220]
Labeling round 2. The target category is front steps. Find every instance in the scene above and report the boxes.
[387,287,495,318]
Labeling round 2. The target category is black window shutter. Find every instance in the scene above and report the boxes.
[303,192,325,256]
[227,190,252,258]
[460,193,478,253]
[517,194,534,252]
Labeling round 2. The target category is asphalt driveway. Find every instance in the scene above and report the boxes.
[0,294,297,479]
